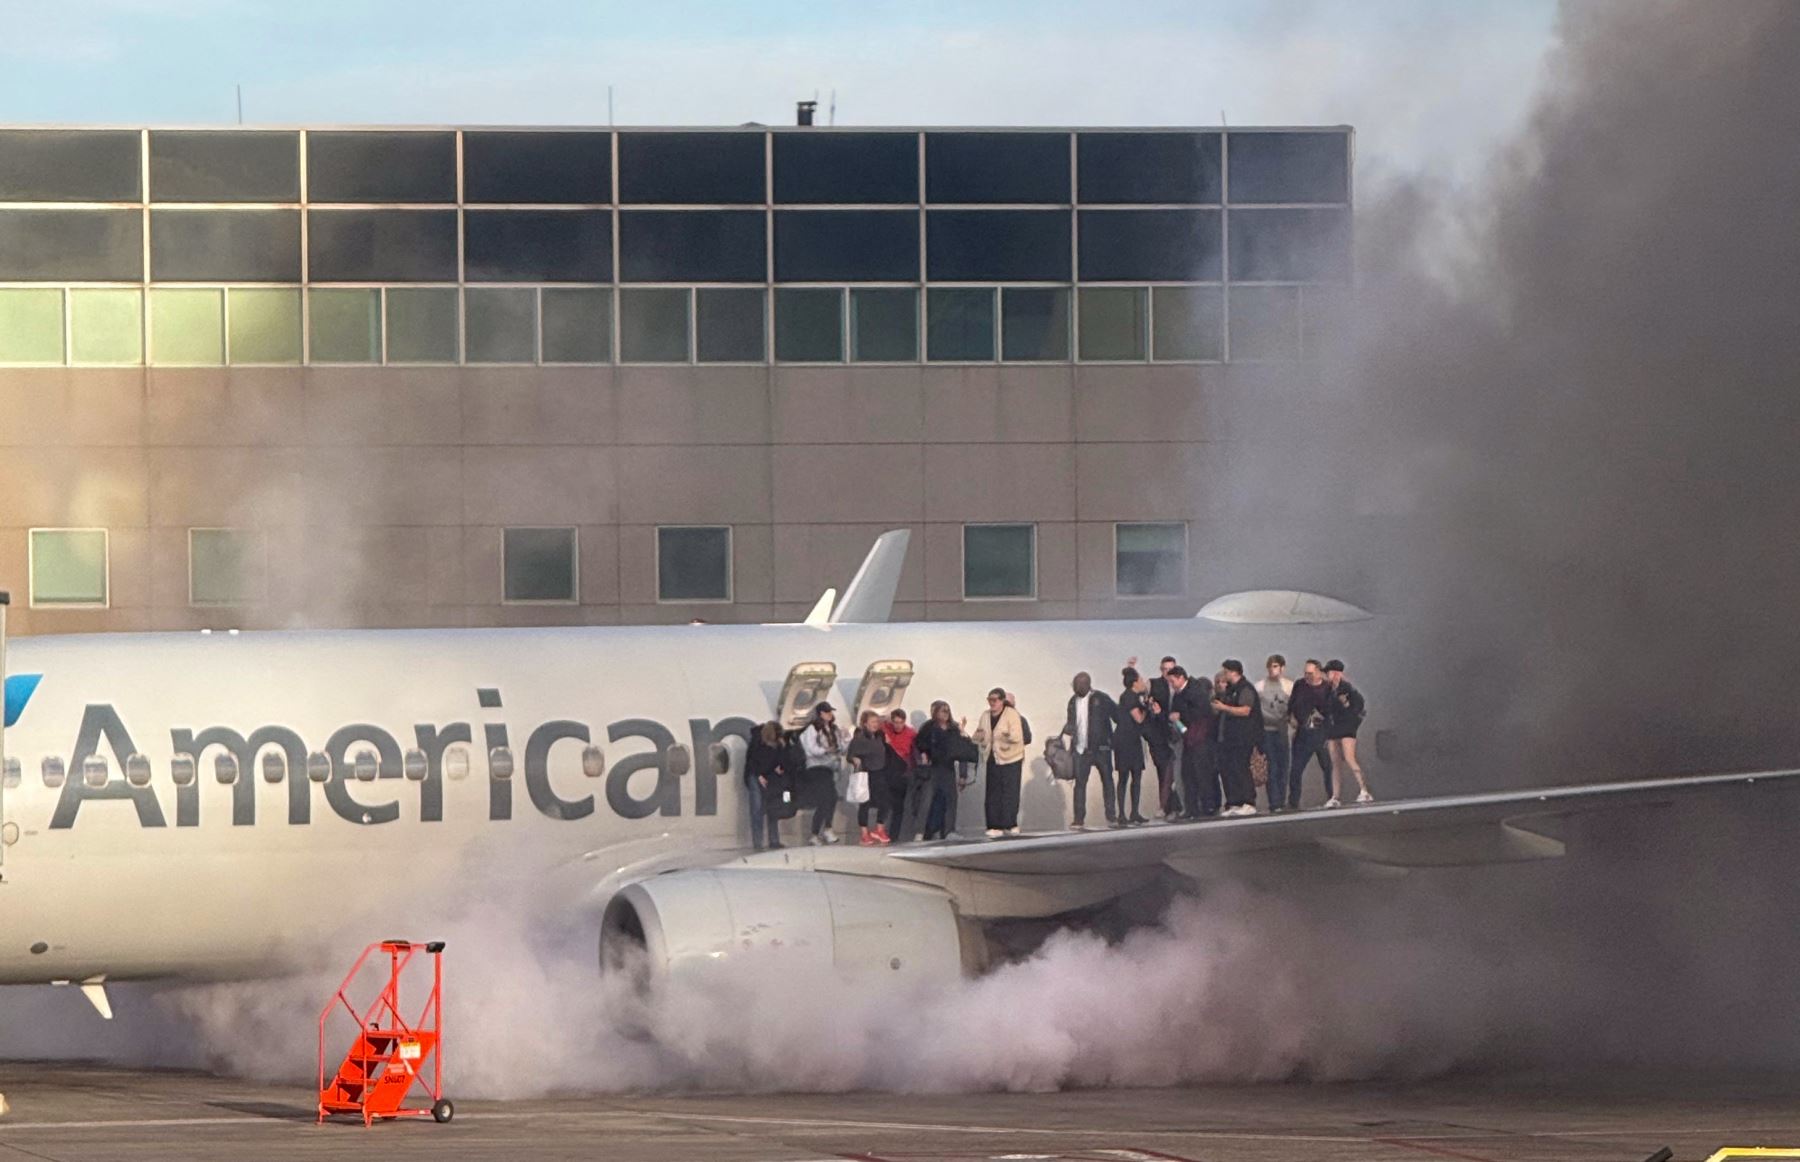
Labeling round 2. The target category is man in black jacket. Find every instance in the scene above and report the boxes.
[1212,659,1262,817]
[1166,666,1217,819]
[1139,655,1182,819]
[1061,672,1117,829]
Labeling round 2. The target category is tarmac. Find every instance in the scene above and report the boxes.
[2,1063,1798,1161]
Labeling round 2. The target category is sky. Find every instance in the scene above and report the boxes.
[0,0,1558,183]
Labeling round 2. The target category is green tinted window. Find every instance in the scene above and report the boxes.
[227,287,300,364]
[774,288,842,363]
[657,526,732,602]
[69,288,142,365]
[1152,285,1224,361]
[308,288,380,363]
[963,524,1035,599]
[541,288,611,363]
[150,288,225,365]
[618,288,690,363]
[1116,522,1185,596]
[927,287,994,362]
[1000,287,1069,361]
[189,528,266,605]
[696,288,765,362]
[465,288,538,364]
[30,529,107,607]
[385,287,458,363]
[0,288,64,363]
[850,288,917,362]
[1078,287,1146,361]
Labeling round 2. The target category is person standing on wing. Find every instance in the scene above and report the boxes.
[1212,659,1262,817]
[1323,660,1373,804]
[973,687,1027,837]
[1062,671,1118,830]
[799,703,846,844]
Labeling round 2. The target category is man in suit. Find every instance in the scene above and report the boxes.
[1139,655,1183,820]
[1061,671,1118,830]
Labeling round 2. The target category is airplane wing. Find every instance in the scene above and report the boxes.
[888,769,1800,875]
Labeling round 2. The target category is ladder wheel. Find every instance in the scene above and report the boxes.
[432,1099,454,1124]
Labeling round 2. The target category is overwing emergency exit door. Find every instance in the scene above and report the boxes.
[776,663,837,728]
[852,660,914,721]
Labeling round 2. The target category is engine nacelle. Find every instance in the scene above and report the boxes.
[600,869,977,986]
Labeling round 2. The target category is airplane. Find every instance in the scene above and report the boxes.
[0,530,1794,1018]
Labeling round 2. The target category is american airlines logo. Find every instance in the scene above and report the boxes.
[4,673,41,728]
[41,689,753,831]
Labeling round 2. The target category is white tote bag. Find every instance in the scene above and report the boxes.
[844,766,870,805]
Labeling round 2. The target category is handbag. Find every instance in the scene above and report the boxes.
[845,767,870,804]
[1043,736,1075,781]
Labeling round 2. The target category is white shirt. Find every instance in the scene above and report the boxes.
[1074,697,1090,752]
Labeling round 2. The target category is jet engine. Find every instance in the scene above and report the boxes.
[599,869,980,987]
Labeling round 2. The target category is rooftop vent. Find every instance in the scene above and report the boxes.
[796,100,818,126]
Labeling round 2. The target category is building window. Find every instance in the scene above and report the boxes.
[29,528,108,608]
[1115,522,1186,597]
[1000,287,1070,362]
[309,288,381,364]
[774,288,843,363]
[540,287,612,364]
[851,288,917,362]
[149,287,224,366]
[963,523,1035,600]
[384,287,459,364]
[464,287,538,364]
[618,287,691,363]
[1078,287,1147,362]
[696,288,766,362]
[226,287,301,365]
[189,528,267,606]
[1152,286,1224,362]
[69,288,143,365]
[657,526,732,603]
[927,287,995,362]
[0,288,64,365]
[1229,286,1301,361]
[502,527,578,604]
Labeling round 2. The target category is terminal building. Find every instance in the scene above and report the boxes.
[0,122,1352,635]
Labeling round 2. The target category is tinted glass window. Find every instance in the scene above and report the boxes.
[1228,208,1351,282]
[851,288,917,362]
[657,526,731,602]
[926,210,1069,282]
[306,131,456,203]
[149,131,299,202]
[963,524,1035,599]
[227,288,301,364]
[1001,287,1069,362]
[309,288,381,363]
[618,211,765,282]
[69,289,143,365]
[464,210,612,282]
[774,210,917,282]
[774,288,842,362]
[1227,132,1350,204]
[618,132,764,204]
[926,287,994,361]
[0,289,63,364]
[926,133,1069,204]
[30,529,108,607]
[190,529,265,606]
[0,130,140,201]
[773,132,917,203]
[1078,209,1220,281]
[1116,523,1185,596]
[465,288,538,363]
[503,527,577,603]
[541,287,612,363]
[385,288,459,363]
[1078,287,1146,361]
[308,210,458,282]
[463,131,612,203]
[619,288,690,362]
[1077,132,1221,204]
[696,288,765,362]
[1229,285,1300,360]
[1152,285,1224,361]
[150,209,301,282]
[0,210,142,281]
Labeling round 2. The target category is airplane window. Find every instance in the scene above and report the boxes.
[82,755,109,788]
[2,756,19,788]
[41,756,66,788]
[306,751,332,783]
[125,753,152,787]
[403,748,428,781]
[665,745,692,778]
[261,751,285,783]
[488,746,514,780]
[580,744,605,778]
[352,749,378,782]
[444,746,470,781]
[214,753,239,785]
[170,753,196,786]
[708,743,731,776]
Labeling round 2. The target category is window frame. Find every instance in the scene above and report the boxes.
[961,522,1038,602]
[187,527,269,608]
[28,527,110,610]
[500,525,580,606]
[1112,521,1189,599]
[655,524,735,605]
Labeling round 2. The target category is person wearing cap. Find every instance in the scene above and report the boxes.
[1062,671,1118,830]
[1211,659,1262,817]
[799,702,846,843]
[1287,659,1336,808]
[1255,655,1295,813]
[1323,660,1373,804]
[971,686,1026,837]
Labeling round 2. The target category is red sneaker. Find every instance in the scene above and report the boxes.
[859,827,877,846]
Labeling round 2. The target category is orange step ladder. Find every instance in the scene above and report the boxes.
[317,939,452,1126]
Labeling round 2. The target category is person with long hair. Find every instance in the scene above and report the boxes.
[972,687,1026,837]
[847,709,893,846]
[907,700,968,841]
[1114,666,1150,824]
[745,720,788,849]
[798,702,846,844]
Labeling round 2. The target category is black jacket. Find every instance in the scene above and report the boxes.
[1169,682,1214,748]
[846,729,889,775]
[1062,690,1117,752]
[1327,679,1366,728]
[1115,689,1148,749]
[1290,679,1332,732]
[745,731,782,788]
[916,720,973,771]
[1215,677,1262,749]
[1146,676,1175,743]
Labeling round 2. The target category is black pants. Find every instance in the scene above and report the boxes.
[901,767,953,841]
[1219,743,1256,809]
[1181,740,1220,817]
[1289,728,1334,808]
[1115,763,1143,820]
[856,769,891,828]
[984,758,1022,830]
[1149,738,1181,816]
[1072,748,1116,825]
[803,766,838,835]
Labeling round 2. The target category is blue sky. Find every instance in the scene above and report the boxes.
[0,0,1557,180]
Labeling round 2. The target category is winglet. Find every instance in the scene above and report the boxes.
[803,587,837,627]
[830,530,910,624]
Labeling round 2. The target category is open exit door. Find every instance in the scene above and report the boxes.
[852,660,914,721]
[775,663,837,729]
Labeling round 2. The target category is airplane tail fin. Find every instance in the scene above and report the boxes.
[802,587,837,627]
[829,529,910,625]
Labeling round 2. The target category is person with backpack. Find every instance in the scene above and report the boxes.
[1323,660,1374,804]
[973,687,1027,837]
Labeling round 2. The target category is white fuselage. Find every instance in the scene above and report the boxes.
[0,617,1389,984]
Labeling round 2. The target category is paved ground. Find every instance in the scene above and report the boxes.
[3,1064,1798,1161]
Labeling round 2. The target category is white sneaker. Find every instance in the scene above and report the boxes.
[1356,790,1375,804]
[1323,797,1341,809]
[1006,827,1021,836]
[820,828,841,845]
[1236,804,1258,817]
[985,828,1003,838]
[807,834,824,846]
[1070,822,1087,832]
